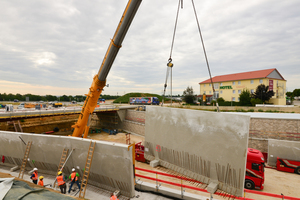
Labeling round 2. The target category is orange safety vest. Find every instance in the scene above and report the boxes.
[56,175,65,186]
[110,195,118,200]
[38,180,44,186]
[32,171,38,180]
[71,172,78,181]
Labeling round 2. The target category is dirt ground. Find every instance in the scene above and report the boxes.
[89,132,300,200]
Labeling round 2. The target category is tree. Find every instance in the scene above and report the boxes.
[183,86,195,104]
[239,89,252,106]
[252,84,274,103]
[293,89,300,97]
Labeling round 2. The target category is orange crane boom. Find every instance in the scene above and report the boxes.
[72,0,142,137]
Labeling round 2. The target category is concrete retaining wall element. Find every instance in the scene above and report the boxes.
[268,139,300,167]
[144,107,250,197]
[0,131,135,197]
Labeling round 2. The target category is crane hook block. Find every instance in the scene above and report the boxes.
[167,62,173,68]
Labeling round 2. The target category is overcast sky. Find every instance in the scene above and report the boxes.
[0,0,299,97]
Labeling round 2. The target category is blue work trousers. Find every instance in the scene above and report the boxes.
[68,181,81,193]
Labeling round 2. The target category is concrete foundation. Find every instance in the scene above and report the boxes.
[268,139,300,167]
[144,107,250,197]
[0,131,135,198]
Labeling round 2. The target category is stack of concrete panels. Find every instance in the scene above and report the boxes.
[0,131,135,198]
[144,107,250,197]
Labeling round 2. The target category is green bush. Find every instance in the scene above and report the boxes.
[248,109,255,112]
[251,98,263,106]
[258,109,264,112]
[218,101,240,106]
[217,97,225,103]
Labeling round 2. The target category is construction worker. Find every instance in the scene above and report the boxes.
[110,193,119,200]
[30,168,38,184]
[38,176,44,187]
[56,171,66,194]
[68,168,81,193]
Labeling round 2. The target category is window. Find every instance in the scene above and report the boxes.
[232,81,235,85]
[204,84,206,87]
[238,81,241,85]
[259,79,263,84]
[209,91,211,94]
[233,90,235,94]
[251,89,254,94]
[220,90,223,94]
[220,83,223,86]
[250,80,254,84]
[252,163,260,171]
[232,97,236,101]
[214,83,219,89]
[209,84,211,87]
[238,97,240,101]
[238,90,241,94]
[204,91,206,94]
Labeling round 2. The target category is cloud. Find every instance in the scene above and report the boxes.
[0,0,299,96]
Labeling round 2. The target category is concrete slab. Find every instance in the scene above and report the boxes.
[144,107,250,197]
[268,139,300,166]
[149,160,160,168]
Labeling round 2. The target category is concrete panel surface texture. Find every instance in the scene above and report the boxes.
[0,131,135,197]
[268,139,300,166]
[144,107,250,197]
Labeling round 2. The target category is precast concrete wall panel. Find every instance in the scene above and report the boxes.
[0,131,135,197]
[144,107,250,197]
[268,139,300,167]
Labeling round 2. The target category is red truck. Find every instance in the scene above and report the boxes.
[135,144,265,190]
[245,148,265,190]
[276,157,300,174]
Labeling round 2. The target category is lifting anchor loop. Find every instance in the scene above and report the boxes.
[167,58,173,68]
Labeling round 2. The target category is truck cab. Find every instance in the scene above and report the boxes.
[245,148,265,190]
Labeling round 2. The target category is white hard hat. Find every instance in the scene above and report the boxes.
[72,168,75,172]
[33,168,38,171]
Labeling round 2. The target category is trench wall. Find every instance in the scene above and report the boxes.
[268,139,300,166]
[116,109,300,154]
[144,107,250,197]
[0,131,135,197]
[248,118,300,153]
[95,110,145,136]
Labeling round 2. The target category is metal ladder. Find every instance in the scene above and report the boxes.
[53,148,69,187]
[13,120,23,132]
[79,141,96,198]
[18,141,32,179]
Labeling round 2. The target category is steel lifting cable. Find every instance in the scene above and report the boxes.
[191,0,219,111]
[162,0,182,106]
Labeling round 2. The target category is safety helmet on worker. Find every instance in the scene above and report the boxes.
[72,168,75,172]
[33,168,38,171]
[58,171,62,175]
[39,176,44,180]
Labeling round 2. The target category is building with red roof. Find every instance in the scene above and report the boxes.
[199,68,287,105]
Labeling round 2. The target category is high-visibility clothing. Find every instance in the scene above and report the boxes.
[110,195,118,200]
[56,175,65,186]
[71,172,78,181]
[32,171,38,180]
[38,180,44,186]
